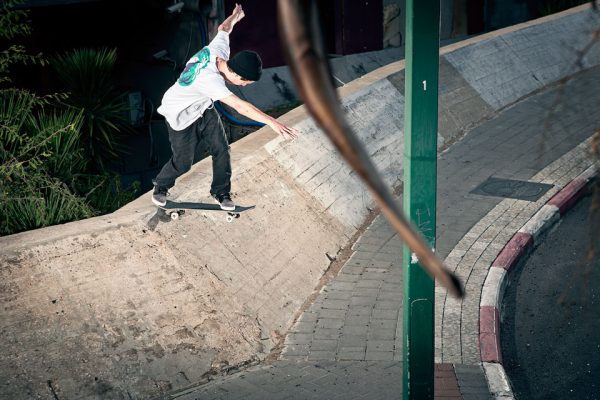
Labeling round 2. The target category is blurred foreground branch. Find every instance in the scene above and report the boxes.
[276,0,464,298]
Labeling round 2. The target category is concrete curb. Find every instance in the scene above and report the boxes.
[479,164,598,399]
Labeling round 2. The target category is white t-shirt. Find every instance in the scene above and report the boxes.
[157,31,233,131]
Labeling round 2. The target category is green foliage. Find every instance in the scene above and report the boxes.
[52,47,133,171]
[28,109,88,180]
[0,1,31,39]
[1,176,94,235]
[0,1,46,85]
[0,89,94,235]
[0,89,81,177]
[0,2,140,236]
[0,89,141,235]
[76,174,141,215]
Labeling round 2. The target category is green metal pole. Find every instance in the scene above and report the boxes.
[402,0,440,399]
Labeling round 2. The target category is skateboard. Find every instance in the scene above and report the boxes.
[157,201,254,223]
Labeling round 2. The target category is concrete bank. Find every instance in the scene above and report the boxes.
[1,4,598,399]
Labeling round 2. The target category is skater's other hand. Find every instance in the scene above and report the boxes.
[230,3,245,24]
[218,3,244,33]
[269,120,299,140]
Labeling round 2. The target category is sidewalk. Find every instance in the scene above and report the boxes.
[164,65,600,400]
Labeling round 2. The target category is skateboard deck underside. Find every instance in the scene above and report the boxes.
[157,201,255,223]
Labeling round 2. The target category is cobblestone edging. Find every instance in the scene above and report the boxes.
[435,137,597,400]
[479,162,598,399]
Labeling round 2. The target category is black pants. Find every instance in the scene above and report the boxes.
[153,106,231,197]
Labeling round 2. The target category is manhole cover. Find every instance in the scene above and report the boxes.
[470,177,553,201]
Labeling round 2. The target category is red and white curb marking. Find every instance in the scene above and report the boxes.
[479,164,597,399]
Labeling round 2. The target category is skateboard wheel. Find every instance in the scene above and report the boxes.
[170,211,179,220]
[226,215,234,223]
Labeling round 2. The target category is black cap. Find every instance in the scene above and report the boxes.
[227,50,262,81]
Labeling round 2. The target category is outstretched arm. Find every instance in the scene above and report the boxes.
[218,3,244,34]
[219,94,299,140]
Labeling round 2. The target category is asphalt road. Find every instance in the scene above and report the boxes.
[501,191,600,399]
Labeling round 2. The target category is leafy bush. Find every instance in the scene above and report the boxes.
[0,2,140,236]
[76,173,140,215]
[0,89,94,234]
[0,1,46,85]
[0,88,140,235]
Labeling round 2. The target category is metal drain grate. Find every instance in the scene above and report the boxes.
[470,177,553,201]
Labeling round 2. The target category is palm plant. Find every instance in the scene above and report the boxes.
[28,108,88,180]
[51,47,133,172]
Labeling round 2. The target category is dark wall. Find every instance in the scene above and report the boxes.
[224,0,384,68]
[333,0,383,55]
[224,0,283,68]
[17,0,168,93]
[463,0,589,35]
[17,0,386,81]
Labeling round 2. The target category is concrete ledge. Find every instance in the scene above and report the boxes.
[443,4,600,110]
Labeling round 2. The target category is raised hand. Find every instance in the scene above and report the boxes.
[218,3,245,33]
[229,3,245,25]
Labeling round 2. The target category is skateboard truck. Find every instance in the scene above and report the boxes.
[225,212,240,223]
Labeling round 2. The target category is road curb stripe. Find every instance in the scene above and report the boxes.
[491,232,533,271]
[480,306,502,363]
[480,164,598,399]
[480,267,506,308]
[483,362,515,399]
[548,178,589,214]
[518,205,559,240]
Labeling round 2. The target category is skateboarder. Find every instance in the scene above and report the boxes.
[152,3,298,210]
